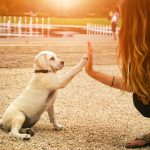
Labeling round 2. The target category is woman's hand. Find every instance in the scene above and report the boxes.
[85,41,94,74]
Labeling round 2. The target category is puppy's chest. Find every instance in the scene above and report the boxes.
[30,90,57,113]
[20,89,57,116]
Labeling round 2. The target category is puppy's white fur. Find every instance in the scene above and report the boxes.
[0,51,88,140]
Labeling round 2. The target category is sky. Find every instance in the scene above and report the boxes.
[0,0,118,17]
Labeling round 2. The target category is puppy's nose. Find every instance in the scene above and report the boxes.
[61,61,64,65]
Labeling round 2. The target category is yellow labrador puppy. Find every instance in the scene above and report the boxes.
[0,51,88,140]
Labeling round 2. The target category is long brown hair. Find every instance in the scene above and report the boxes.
[118,0,150,104]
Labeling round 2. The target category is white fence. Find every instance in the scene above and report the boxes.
[87,23,120,36]
[0,16,118,38]
[0,16,51,37]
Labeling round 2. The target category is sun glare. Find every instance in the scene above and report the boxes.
[55,0,76,9]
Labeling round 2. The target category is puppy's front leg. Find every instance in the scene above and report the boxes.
[47,105,63,131]
[57,55,88,88]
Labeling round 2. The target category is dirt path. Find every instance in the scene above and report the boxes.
[0,36,118,68]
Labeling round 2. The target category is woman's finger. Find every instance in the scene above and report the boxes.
[87,41,93,63]
[85,41,93,70]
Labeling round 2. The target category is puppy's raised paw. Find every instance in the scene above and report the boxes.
[80,55,88,66]
[82,55,88,62]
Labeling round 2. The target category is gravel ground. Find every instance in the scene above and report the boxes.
[0,38,150,150]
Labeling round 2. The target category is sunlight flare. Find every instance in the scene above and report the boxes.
[55,0,77,9]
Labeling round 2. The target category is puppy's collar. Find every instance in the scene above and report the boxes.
[34,70,49,73]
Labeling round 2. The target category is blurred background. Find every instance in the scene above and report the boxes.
[0,0,118,17]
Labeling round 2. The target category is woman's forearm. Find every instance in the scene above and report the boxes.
[87,70,116,87]
[87,69,133,92]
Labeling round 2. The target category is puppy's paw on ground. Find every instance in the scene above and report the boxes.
[26,128,35,136]
[20,128,35,136]
[54,124,64,131]
[22,134,31,140]
[9,132,31,140]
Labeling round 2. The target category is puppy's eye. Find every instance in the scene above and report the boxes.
[50,57,55,61]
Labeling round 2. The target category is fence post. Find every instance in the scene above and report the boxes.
[7,20,11,37]
[36,17,38,37]
[29,17,32,37]
[42,17,44,38]
[3,16,6,33]
[47,17,50,37]
[13,16,16,34]
[7,16,11,37]
[18,20,21,38]
[87,23,91,35]
[94,24,97,35]
[24,16,27,35]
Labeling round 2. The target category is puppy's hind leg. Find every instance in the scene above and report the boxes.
[9,112,31,140]
[47,105,63,131]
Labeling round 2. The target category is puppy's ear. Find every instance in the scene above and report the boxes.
[34,54,48,70]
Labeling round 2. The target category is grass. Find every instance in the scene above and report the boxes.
[0,16,112,26]
[50,17,111,26]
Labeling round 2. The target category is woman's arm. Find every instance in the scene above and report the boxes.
[85,41,133,92]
